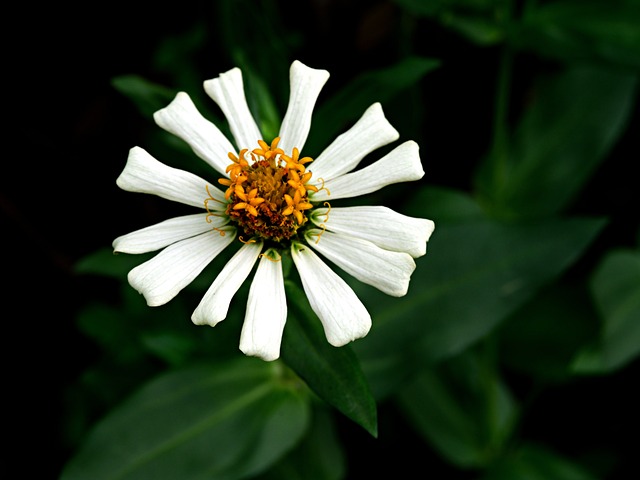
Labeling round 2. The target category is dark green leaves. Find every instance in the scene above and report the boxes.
[498,282,600,381]
[282,281,378,437]
[61,358,310,480]
[394,0,508,45]
[512,0,640,69]
[355,202,606,398]
[482,444,599,480]
[476,64,637,219]
[253,407,346,480]
[397,349,517,468]
[573,248,640,373]
[111,75,175,119]
[306,57,440,155]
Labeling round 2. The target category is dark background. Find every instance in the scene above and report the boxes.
[4,1,638,478]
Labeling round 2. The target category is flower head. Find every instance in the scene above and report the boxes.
[113,60,435,361]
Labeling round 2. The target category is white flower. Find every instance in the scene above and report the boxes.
[113,60,435,361]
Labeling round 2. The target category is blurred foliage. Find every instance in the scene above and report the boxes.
[62,0,639,479]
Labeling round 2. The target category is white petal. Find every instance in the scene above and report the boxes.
[278,60,330,154]
[310,206,435,258]
[116,147,226,210]
[291,243,371,346]
[310,140,424,202]
[310,103,399,182]
[113,213,228,254]
[127,227,236,307]
[153,92,236,176]
[204,67,262,151]
[191,241,264,327]
[239,250,287,361]
[305,229,415,297]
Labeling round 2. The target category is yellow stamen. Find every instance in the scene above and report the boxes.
[314,224,327,244]
[216,138,326,242]
[322,201,332,221]
[226,149,250,178]
[204,184,227,225]
[259,249,282,262]
[314,178,330,196]
[253,137,284,161]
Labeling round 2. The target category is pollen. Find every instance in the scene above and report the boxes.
[218,137,319,243]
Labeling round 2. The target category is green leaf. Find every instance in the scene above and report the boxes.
[141,331,197,367]
[394,0,507,44]
[111,75,175,119]
[61,358,310,480]
[217,0,294,108]
[75,247,153,279]
[397,348,517,468]
[282,281,378,437]
[572,248,640,373]
[482,443,598,480]
[355,215,606,399]
[230,52,283,143]
[152,22,209,95]
[306,56,440,155]
[498,281,600,381]
[440,11,504,45]
[76,303,146,365]
[254,406,346,480]
[403,185,486,223]
[394,0,504,18]
[511,0,640,69]
[476,64,638,219]
[399,369,485,467]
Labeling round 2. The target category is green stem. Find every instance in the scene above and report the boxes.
[481,334,501,457]
[490,43,513,195]
[486,0,516,209]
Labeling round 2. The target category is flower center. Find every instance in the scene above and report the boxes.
[215,137,318,243]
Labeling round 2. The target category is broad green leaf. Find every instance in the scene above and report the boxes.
[511,0,640,69]
[355,215,606,399]
[572,248,640,373]
[397,349,517,468]
[282,281,378,437]
[61,358,310,480]
[482,443,598,480]
[306,56,440,155]
[141,331,197,367]
[111,75,175,119]
[498,281,600,381]
[75,247,153,279]
[73,295,194,413]
[440,11,504,45]
[394,0,507,44]
[76,288,192,366]
[476,64,637,219]
[394,0,504,17]
[255,406,346,480]
[76,303,147,365]
[399,370,485,467]
[403,185,486,223]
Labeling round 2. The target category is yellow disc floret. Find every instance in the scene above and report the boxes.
[216,137,319,243]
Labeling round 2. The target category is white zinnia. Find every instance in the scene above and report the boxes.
[113,60,435,361]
